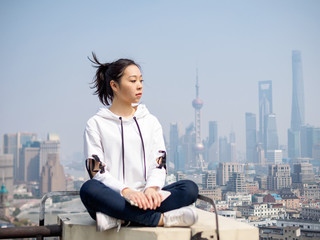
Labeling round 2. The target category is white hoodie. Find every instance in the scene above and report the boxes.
[84,104,166,194]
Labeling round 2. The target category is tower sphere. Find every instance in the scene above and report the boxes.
[192,98,203,109]
[194,142,205,152]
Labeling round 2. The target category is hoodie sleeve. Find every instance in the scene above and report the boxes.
[84,123,128,193]
[144,118,167,191]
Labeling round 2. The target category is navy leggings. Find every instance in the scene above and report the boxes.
[80,179,199,227]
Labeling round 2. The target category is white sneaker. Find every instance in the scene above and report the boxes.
[163,207,198,227]
[96,212,122,232]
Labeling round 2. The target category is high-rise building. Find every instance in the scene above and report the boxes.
[228,172,247,193]
[208,121,218,147]
[266,150,282,165]
[202,171,216,189]
[2,132,37,182]
[39,133,60,175]
[40,153,66,195]
[206,121,219,167]
[288,50,306,160]
[20,141,41,182]
[245,113,257,163]
[288,129,300,158]
[267,164,292,190]
[292,163,315,184]
[169,122,180,172]
[291,50,305,131]
[256,143,265,165]
[264,113,279,152]
[217,162,243,186]
[258,81,273,144]
[219,137,228,163]
[192,70,205,170]
[300,126,320,158]
[0,154,13,196]
[181,123,195,170]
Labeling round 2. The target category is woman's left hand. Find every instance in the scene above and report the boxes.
[144,187,162,210]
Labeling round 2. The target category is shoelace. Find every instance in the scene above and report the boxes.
[116,220,131,232]
[116,220,122,232]
[167,212,185,225]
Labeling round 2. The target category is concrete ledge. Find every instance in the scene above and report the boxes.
[58,209,258,240]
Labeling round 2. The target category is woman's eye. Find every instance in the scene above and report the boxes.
[130,80,136,83]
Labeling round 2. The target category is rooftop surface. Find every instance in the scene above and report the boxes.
[58,208,258,240]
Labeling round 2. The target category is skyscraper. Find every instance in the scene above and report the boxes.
[208,121,218,147]
[169,122,180,172]
[267,164,292,190]
[40,153,66,195]
[300,126,320,158]
[258,80,273,144]
[39,133,60,175]
[264,113,279,152]
[0,154,13,196]
[291,50,305,131]
[245,112,257,163]
[192,69,205,170]
[206,121,219,167]
[2,132,37,182]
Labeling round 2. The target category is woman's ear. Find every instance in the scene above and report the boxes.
[110,80,119,93]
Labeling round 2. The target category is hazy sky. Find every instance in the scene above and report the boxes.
[1,0,319,163]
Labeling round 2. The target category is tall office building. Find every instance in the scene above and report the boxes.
[217,162,243,186]
[266,150,282,165]
[192,70,205,170]
[267,164,292,190]
[202,171,216,189]
[291,50,305,131]
[258,81,273,144]
[264,113,279,152]
[169,122,180,172]
[207,121,219,165]
[208,121,218,146]
[228,172,247,193]
[20,141,41,182]
[300,126,320,158]
[292,163,315,184]
[39,133,60,175]
[228,131,237,162]
[219,137,228,163]
[0,154,13,196]
[288,50,305,159]
[288,129,300,158]
[245,113,257,163]
[2,132,37,182]
[181,123,195,170]
[40,153,66,195]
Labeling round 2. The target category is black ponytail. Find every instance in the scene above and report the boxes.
[89,52,140,106]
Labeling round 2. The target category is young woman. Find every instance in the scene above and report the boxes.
[80,54,199,231]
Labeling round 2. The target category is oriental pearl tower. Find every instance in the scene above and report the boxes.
[192,69,205,170]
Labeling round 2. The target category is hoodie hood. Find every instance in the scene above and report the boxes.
[96,104,150,122]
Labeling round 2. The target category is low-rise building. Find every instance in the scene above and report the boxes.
[301,207,320,221]
[225,192,252,207]
[259,226,301,240]
[239,203,284,219]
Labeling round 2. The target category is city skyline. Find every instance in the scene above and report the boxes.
[1,1,320,162]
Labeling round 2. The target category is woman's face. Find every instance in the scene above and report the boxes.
[113,64,143,104]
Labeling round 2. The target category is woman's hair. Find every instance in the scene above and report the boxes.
[89,53,140,106]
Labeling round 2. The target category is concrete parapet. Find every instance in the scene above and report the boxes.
[58,208,258,240]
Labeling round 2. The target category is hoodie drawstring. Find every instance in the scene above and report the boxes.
[118,116,147,182]
[119,117,125,182]
[133,117,147,181]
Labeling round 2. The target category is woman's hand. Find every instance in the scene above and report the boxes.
[122,188,150,210]
[144,187,162,210]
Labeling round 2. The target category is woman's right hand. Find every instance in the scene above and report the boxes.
[121,188,150,210]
